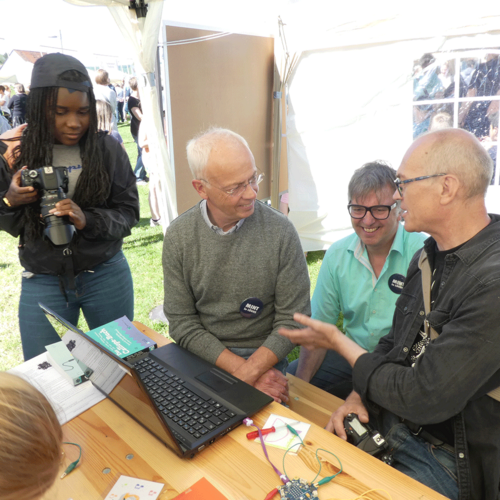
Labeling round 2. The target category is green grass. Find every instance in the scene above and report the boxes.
[0,127,326,370]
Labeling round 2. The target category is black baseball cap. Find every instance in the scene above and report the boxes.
[30,53,92,92]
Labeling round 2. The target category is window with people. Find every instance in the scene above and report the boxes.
[412,50,500,185]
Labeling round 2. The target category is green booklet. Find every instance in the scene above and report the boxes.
[85,316,157,361]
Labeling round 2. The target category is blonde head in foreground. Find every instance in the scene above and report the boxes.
[0,372,63,500]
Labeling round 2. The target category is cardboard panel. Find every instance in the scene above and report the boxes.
[166,26,274,214]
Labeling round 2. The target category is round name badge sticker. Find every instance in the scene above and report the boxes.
[240,297,264,319]
[388,273,406,294]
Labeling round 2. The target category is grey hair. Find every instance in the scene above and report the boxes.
[423,129,493,198]
[348,161,398,204]
[186,127,252,179]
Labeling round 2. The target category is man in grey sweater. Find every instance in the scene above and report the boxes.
[162,128,310,403]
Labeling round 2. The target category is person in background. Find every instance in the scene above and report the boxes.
[138,127,161,227]
[128,77,147,184]
[428,111,453,132]
[115,83,125,123]
[482,110,498,184]
[0,53,139,361]
[93,69,118,132]
[96,99,125,150]
[0,372,63,500]
[0,113,11,134]
[8,83,27,127]
[0,85,11,123]
[287,162,426,399]
[459,53,500,138]
[123,77,131,121]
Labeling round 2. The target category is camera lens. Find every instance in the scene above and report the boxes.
[40,188,74,246]
[43,216,75,246]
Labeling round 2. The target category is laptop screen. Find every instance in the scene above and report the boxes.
[39,303,185,456]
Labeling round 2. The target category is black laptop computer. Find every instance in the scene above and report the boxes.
[39,303,273,458]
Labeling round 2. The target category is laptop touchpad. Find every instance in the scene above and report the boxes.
[195,370,234,392]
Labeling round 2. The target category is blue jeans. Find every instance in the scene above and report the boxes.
[287,349,353,399]
[117,101,125,122]
[19,251,134,361]
[132,134,146,181]
[228,347,289,375]
[380,415,458,500]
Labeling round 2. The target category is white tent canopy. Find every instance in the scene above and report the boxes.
[280,0,500,250]
[0,51,42,84]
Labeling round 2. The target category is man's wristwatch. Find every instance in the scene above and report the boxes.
[3,196,12,207]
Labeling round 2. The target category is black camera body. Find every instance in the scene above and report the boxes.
[21,166,75,246]
[344,413,393,465]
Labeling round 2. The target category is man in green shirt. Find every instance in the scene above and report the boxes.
[288,162,425,399]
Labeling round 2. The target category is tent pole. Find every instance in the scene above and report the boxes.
[271,60,282,209]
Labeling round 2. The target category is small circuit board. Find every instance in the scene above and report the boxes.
[278,478,318,499]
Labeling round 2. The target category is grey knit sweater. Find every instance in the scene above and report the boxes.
[162,200,311,365]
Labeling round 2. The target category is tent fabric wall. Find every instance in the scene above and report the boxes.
[0,51,43,84]
[282,1,500,251]
[286,41,416,251]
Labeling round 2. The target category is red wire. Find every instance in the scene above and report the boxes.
[264,487,279,500]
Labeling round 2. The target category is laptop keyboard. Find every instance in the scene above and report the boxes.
[135,357,237,442]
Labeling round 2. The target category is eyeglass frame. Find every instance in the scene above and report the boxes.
[199,172,264,197]
[347,202,398,220]
[394,173,447,196]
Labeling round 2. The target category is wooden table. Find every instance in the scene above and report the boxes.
[49,324,447,500]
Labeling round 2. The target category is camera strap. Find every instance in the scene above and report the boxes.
[401,418,455,453]
[418,249,500,402]
[57,247,76,304]
[63,247,76,290]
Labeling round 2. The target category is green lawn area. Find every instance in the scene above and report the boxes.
[0,124,328,370]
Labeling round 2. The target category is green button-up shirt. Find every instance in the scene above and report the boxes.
[312,224,426,352]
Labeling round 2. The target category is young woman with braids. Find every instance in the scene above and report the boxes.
[0,53,139,360]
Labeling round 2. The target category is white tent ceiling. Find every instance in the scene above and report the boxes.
[278,0,500,250]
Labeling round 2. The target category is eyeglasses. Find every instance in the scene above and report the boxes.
[200,173,264,197]
[347,203,397,220]
[394,174,447,196]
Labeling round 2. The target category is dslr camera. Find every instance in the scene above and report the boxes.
[21,166,75,246]
[344,413,393,465]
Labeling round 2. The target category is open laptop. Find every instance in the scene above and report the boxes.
[39,303,273,458]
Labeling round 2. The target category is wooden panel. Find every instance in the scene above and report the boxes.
[165,25,274,215]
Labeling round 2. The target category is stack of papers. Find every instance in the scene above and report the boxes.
[8,330,126,425]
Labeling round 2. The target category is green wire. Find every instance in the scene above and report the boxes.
[281,425,343,488]
[61,442,82,479]
[313,448,343,485]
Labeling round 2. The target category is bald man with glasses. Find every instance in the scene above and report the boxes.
[280,129,500,499]
[162,128,310,404]
[287,161,426,399]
